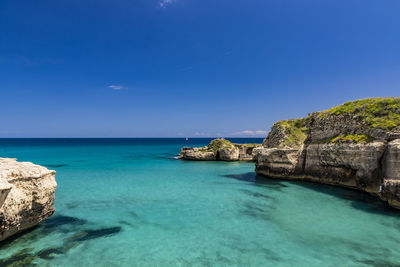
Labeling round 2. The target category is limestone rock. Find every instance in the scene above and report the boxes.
[0,158,57,242]
[180,147,216,161]
[380,180,400,209]
[235,144,260,161]
[262,118,308,149]
[304,142,386,192]
[255,98,400,209]
[218,147,239,161]
[384,139,400,180]
[255,147,305,177]
[180,139,261,161]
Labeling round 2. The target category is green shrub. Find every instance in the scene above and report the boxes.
[207,139,235,151]
[318,97,400,130]
[276,118,309,148]
[324,134,374,144]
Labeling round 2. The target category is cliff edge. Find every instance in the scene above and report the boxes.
[0,158,57,242]
[254,97,400,208]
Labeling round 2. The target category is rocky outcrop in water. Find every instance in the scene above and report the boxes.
[0,158,57,242]
[180,139,261,161]
[255,98,400,209]
[180,147,218,161]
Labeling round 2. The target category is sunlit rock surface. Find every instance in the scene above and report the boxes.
[0,158,57,241]
[180,139,261,161]
[255,98,400,209]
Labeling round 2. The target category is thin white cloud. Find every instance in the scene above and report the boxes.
[159,0,175,8]
[108,85,125,90]
[193,132,209,136]
[231,130,267,136]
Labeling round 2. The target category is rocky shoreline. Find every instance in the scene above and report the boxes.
[254,98,400,209]
[1,97,399,243]
[181,98,400,209]
[0,158,57,242]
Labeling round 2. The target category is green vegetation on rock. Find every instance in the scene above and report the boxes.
[196,139,261,152]
[276,118,309,148]
[318,97,400,130]
[266,98,399,148]
[316,134,374,144]
[207,138,235,151]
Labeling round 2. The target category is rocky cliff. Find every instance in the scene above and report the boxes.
[255,97,400,209]
[0,158,57,242]
[180,139,261,161]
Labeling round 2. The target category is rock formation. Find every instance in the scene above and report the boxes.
[0,158,57,242]
[180,139,261,161]
[254,97,400,209]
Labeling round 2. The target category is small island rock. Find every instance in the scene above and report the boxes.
[180,139,261,161]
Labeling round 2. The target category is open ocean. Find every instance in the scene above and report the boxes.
[1,138,400,266]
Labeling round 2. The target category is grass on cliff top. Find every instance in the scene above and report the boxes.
[316,134,374,144]
[207,138,235,151]
[276,118,309,148]
[318,97,400,130]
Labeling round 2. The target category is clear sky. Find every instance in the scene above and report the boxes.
[1,0,399,137]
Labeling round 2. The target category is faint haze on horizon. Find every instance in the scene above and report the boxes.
[0,0,399,137]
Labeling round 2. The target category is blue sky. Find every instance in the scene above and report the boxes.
[1,0,399,137]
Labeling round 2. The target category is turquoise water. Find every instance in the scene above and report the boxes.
[1,138,400,266]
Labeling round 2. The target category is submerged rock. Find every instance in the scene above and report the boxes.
[255,97,400,209]
[180,139,261,161]
[0,158,57,242]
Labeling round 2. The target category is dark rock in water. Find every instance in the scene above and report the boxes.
[119,220,135,227]
[66,203,79,209]
[222,172,287,190]
[68,227,122,242]
[37,247,64,260]
[240,189,272,200]
[44,164,69,168]
[223,172,257,183]
[43,215,87,229]
[0,248,35,266]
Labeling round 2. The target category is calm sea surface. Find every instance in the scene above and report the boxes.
[0,138,399,266]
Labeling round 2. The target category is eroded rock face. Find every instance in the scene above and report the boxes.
[304,142,386,192]
[218,147,239,161]
[256,97,400,209]
[180,147,241,161]
[308,112,370,142]
[380,180,400,209]
[256,139,400,208]
[236,144,260,161]
[0,158,57,242]
[262,123,289,148]
[180,147,216,161]
[254,147,305,177]
[384,139,400,180]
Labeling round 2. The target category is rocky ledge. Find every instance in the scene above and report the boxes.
[180,139,261,161]
[254,97,400,209]
[0,158,57,242]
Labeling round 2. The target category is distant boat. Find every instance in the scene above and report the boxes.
[186,137,189,141]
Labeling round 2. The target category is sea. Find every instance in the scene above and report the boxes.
[0,138,399,266]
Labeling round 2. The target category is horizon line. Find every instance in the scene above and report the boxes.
[0,136,265,139]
